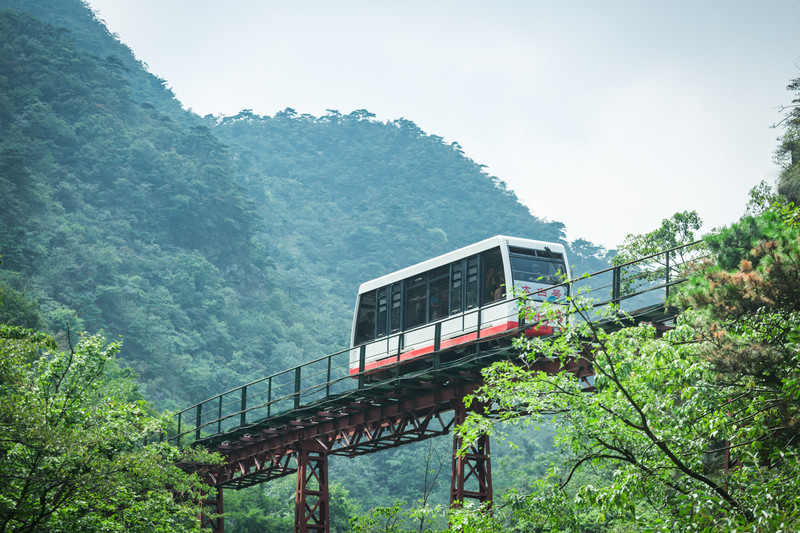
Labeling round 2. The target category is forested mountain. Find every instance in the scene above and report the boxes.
[1,0,195,122]
[0,5,270,408]
[0,0,608,413]
[5,2,800,531]
[208,109,575,365]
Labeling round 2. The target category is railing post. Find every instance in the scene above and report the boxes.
[433,322,441,370]
[665,249,671,301]
[240,385,247,427]
[294,367,302,409]
[267,377,272,418]
[177,411,182,447]
[195,404,202,441]
[218,395,223,434]
[326,355,332,398]
[392,337,402,380]
[358,345,366,390]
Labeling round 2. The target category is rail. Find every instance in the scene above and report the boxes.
[167,240,707,447]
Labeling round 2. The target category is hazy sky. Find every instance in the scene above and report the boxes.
[84,0,800,249]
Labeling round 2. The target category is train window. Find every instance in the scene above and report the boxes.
[510,246,564,260]
[390,284,402,333]
[376,287,388,338]
[482,248,505,304]
[450,262,463,314]
[465,256,479,309]
[405,275,427,329]
[510,255,565,285]
[354,291,376,345]
[429,266,449,321]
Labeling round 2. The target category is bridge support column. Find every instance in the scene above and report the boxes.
[450,399,492,510]
[200,486,225,533]
[295,441,329,533]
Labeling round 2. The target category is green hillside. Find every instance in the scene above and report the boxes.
[208,109,575,353]
[0,1,605,412]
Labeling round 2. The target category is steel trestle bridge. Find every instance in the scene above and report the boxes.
[172,242,705,533]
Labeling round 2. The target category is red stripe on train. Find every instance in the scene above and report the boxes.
[349,321,529,375]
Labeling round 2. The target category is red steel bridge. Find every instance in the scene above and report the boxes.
[169,242,704,532]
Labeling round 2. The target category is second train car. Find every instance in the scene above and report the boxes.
[349,235,570,376]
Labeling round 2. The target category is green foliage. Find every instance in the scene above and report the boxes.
[568,238,616,277]
[613,210,702,266]
[223,479,357,533]
[347,500,448,533]
[679,204,800,443]
[0,280,41,329]
[702,204,797,272]
[0,326,220,532]
[609,211,705,306]
[223,479,294,533]
[453,203,800,531]
[743,180,781,217]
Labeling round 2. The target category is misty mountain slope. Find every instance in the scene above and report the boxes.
[212,110,567,316]
[0,1,608,412]
[0,6,279,407]
[1,0,197,123]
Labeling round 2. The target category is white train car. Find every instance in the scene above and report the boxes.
[349,235,570,376]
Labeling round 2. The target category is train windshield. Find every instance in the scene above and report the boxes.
[509,250,568,302]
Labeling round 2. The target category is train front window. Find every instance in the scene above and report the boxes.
[510,253,568,301]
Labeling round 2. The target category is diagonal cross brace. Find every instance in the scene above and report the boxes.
[450,399,493,510]
[295,440,329,533]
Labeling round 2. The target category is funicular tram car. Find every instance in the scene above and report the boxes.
[349,235,570,376]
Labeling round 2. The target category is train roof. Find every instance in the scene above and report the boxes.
[356,235,567,294]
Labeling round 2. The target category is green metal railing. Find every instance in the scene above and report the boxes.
[169,240,707,447]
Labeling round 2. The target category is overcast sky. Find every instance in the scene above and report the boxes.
[84,0,800,249]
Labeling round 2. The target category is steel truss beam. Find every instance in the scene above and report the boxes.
[208,447,297,489]
[204,384,478,488]
[450,399,492,509]
[322,406,453,456]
